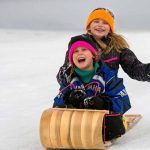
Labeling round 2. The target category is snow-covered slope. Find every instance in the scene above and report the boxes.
[0,29,150,150]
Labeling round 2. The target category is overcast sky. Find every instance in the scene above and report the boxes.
[0,0,150,31]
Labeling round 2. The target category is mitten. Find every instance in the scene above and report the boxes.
[84,95,112,110]
[64,89,86,108]
[84,96,105,109]
[103,114,125,141]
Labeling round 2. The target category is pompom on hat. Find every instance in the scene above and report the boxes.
[68,35,98,66]
[86,8,115,32]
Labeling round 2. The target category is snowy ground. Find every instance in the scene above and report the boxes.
[0,29,150,150]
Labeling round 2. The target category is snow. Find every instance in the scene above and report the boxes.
[0,29,150,150]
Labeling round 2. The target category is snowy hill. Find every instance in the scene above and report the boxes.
[0,29,150,150]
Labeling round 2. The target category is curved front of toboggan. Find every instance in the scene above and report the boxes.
[40,108,108,149]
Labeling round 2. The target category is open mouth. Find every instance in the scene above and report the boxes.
[78,56,86,63]
[95,28,105,32]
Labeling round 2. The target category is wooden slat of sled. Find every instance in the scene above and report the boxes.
[60,110,73,148]
[40,109,53,148]
[70,111,83,148]
[124,114,142,131]
[49,109,63,148]
[40,108,108,149]
[80,111,93,147]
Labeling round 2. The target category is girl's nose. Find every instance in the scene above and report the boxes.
[78,49,83,54]
[97,21,103,26]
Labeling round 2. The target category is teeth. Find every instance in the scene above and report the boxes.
[78,56,85,60]
[78,57,84,60]
[78,56,85,62]
[96,28,104,32]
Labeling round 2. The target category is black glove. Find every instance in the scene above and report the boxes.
[104,114,125,141]
[84,95,112,110]
[84,96,105,109]
[63,89,86,108]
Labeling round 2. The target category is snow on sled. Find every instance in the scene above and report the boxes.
[39,108,142,150]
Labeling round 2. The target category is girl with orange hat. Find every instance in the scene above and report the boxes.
[57,8,150,84]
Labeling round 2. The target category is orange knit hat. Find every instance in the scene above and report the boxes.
[86,8,115,32]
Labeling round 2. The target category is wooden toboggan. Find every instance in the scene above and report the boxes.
[40,108,108,149]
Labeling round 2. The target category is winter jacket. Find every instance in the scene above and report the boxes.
[53,61,131,115]
[57,33,150,84]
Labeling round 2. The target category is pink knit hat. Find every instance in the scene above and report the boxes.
[68,41,98,66]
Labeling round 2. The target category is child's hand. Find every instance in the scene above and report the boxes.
[64,89,86,108]
[84,96,105,109]
[84,95,112,110]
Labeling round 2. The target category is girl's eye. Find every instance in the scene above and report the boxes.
[82,48,87,51]
[74,49,78,53]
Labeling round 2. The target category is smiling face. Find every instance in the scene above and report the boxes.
[72,47,94,71]
[88,19,111,39]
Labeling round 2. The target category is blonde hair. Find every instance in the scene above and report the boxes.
[89,32,129,54]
